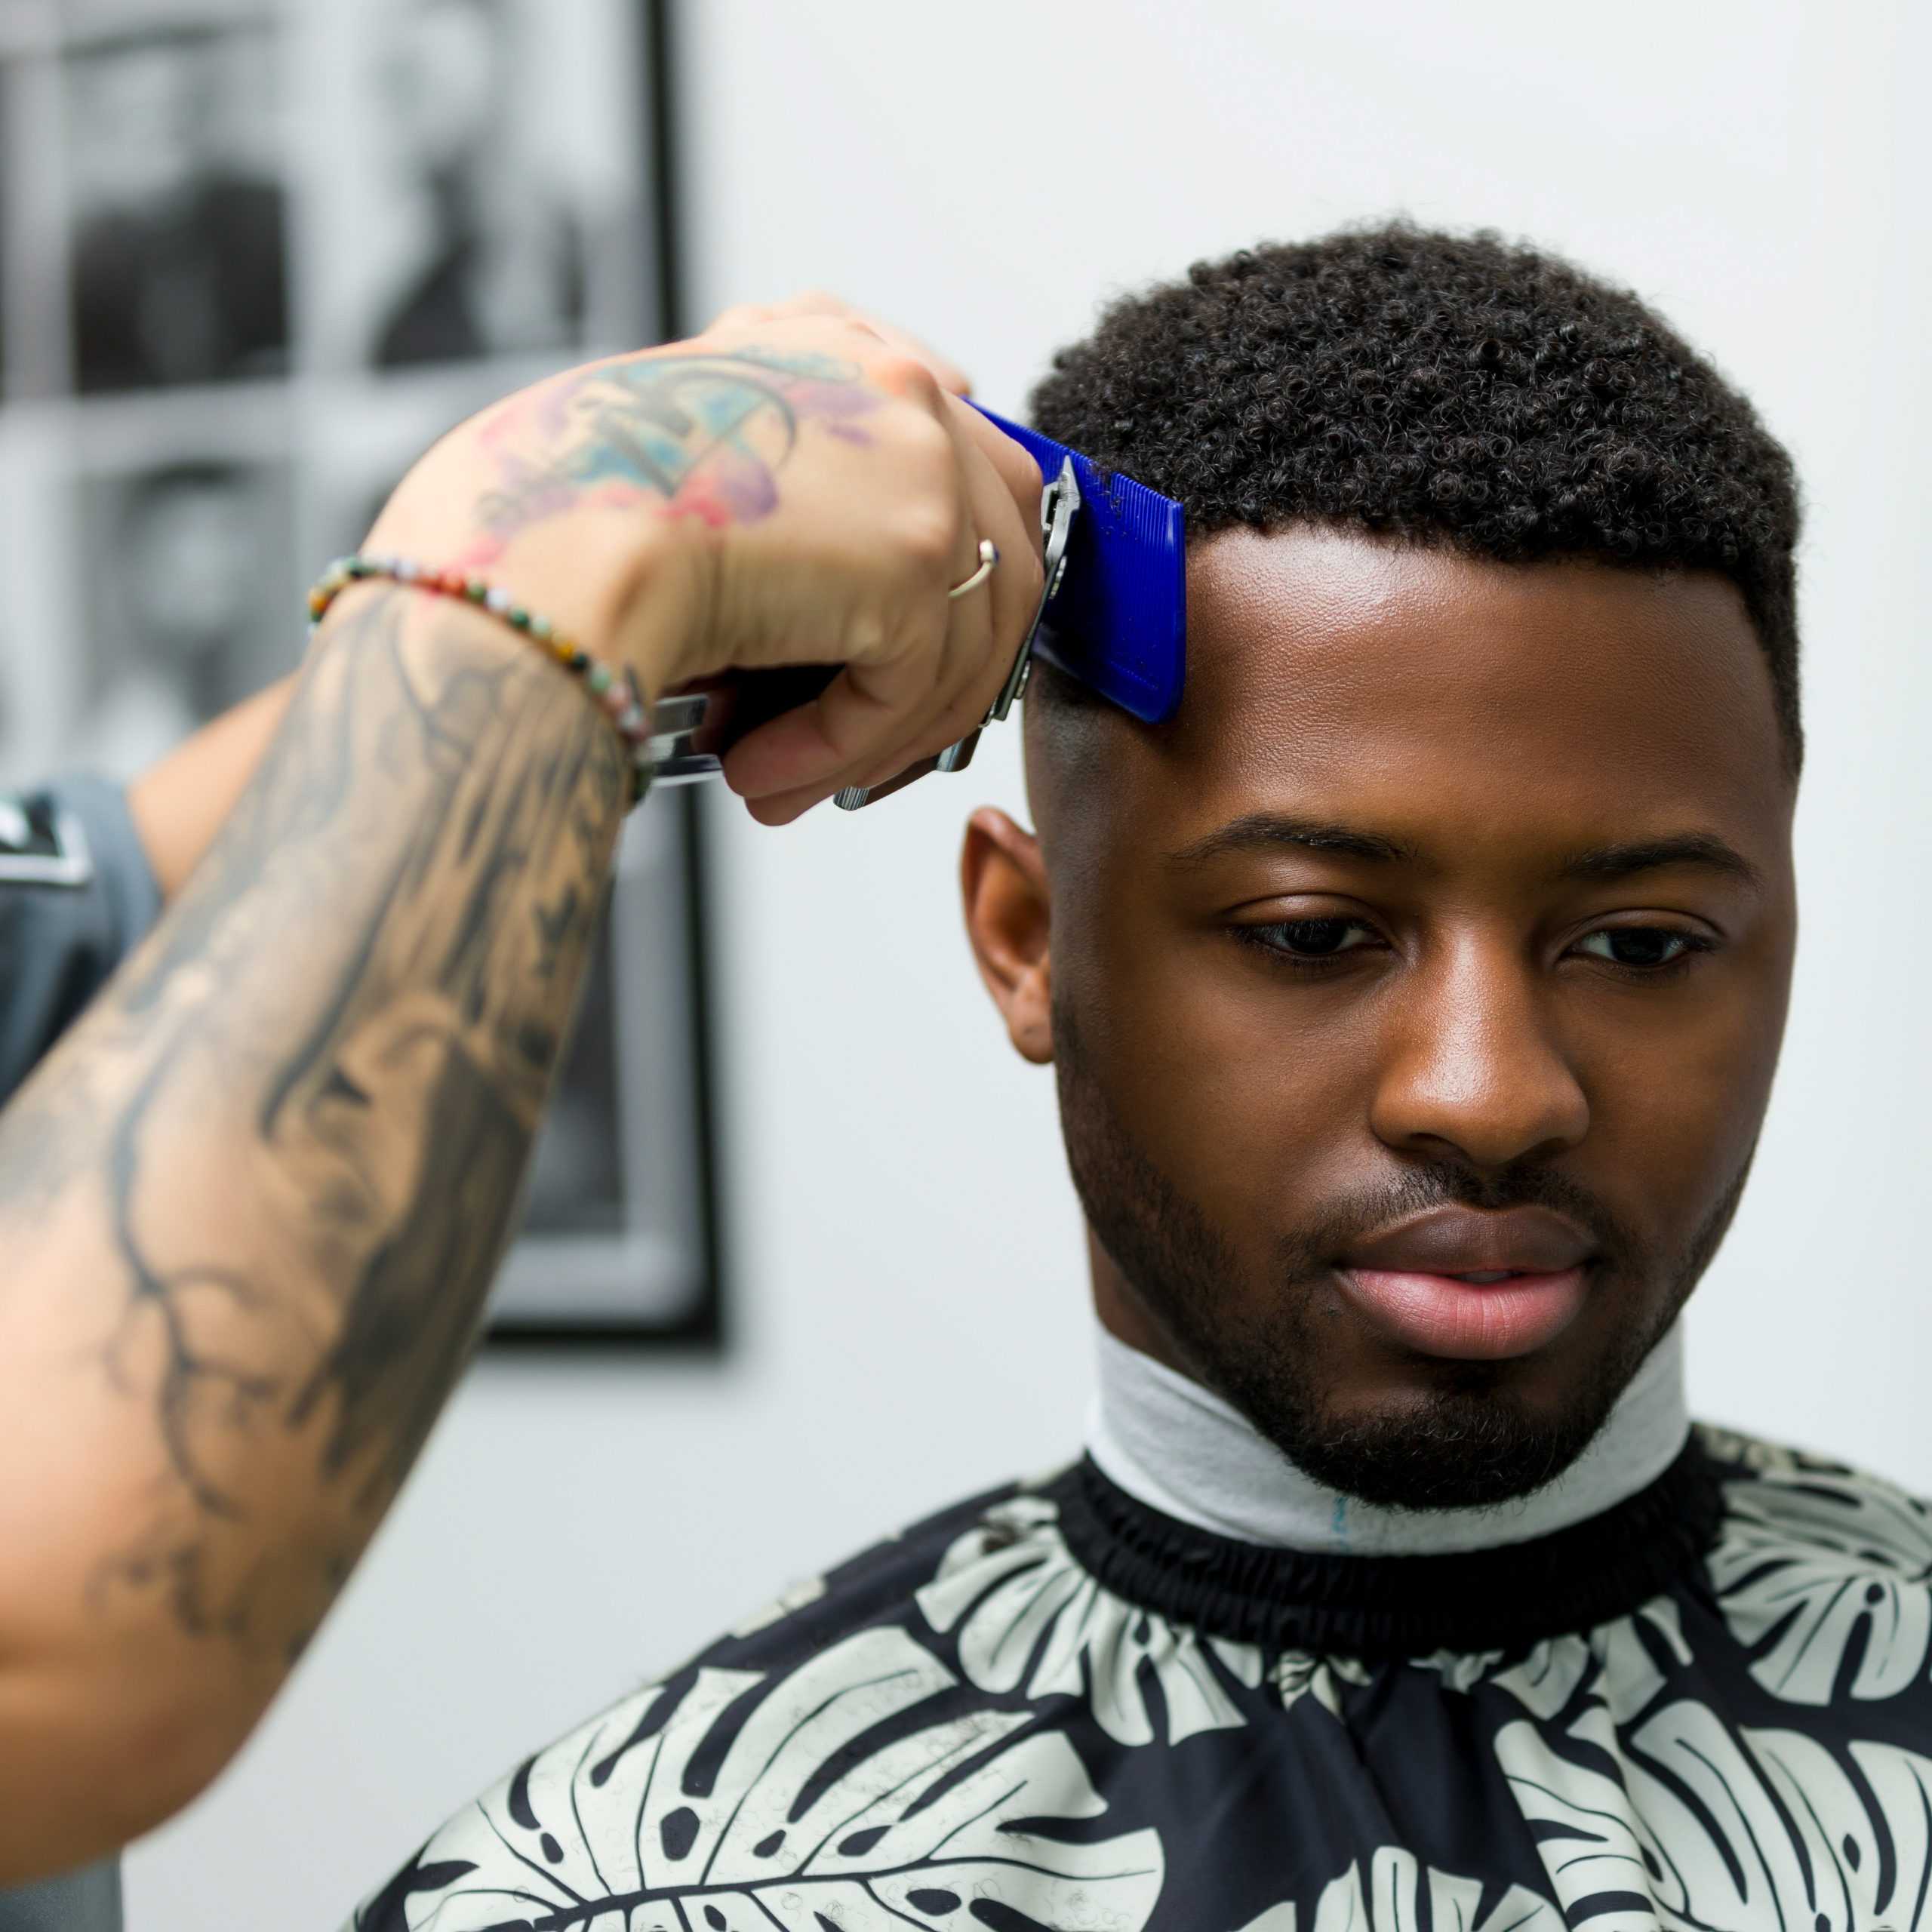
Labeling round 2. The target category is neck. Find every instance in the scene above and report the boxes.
[1084,1321,1689,1555]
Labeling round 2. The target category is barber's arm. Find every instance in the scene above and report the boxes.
[0,312,1041,1881]
[125,675,298,903]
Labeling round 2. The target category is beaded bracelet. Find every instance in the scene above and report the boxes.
[307,554,655,802]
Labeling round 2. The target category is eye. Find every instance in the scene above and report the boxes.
[1248,917,1381,960]
[1573,926,1708,969]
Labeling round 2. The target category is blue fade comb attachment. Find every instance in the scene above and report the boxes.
[644,408,1187,801]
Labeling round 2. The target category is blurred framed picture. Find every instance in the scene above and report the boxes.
[494,787,717,1339]
[65,20,289,392]
[0,0,716,1343]
[75,456,297,770]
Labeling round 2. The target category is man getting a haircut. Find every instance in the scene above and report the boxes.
[356,229,1910,1925]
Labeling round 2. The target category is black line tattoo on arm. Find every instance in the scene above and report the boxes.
[0,587,627,1658]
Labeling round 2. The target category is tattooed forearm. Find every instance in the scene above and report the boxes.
[461,347,875,556]
[0,586,625,1663]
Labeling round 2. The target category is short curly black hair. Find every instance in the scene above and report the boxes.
[1030,224,1802,762]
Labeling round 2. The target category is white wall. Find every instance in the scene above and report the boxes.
[125,2,1932,1923]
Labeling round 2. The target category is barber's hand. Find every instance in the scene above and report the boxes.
[368,311,1041,823]
[701,289,975,396]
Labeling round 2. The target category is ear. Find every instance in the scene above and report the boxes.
[961,807,1054,1064]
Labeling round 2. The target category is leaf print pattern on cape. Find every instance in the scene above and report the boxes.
[915,1494,1264,1746]
[346,1433,1932,1932]
[1706,1446,1932,1705]
[1497,1699,1932,1932]
[1465,1598,1694,1724]
[352,1624,1164,1930]
[1230,1847,1562,1932]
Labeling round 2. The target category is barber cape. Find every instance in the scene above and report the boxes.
[354,1326,1932,1932]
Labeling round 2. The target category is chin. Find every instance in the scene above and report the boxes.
[1257,1379,1614,1511]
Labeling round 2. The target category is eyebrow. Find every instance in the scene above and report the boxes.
[1167,815,1416,870]
[1167,817,1761,888]
[1557,834,1762,887]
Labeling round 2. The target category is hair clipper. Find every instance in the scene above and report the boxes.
[644,406,1186,804]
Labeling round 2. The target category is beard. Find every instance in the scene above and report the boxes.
[1056,1006,1748,1512]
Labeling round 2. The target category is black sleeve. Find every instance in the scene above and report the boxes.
[0,774,161,1104]
[0,1859,121,1931]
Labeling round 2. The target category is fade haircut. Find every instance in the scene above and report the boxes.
[1029,224,1802,764]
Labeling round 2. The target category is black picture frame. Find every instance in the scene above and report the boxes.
[0,0,720,1348]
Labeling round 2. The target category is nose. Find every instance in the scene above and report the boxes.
[1368,934,1589,1171]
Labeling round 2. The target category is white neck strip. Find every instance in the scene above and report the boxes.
[1084,1321,1689,1555]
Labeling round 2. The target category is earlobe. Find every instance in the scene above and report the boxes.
[961,808,1054,1065]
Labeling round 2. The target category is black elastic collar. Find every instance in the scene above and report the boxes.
[1048,1435,1725,1659]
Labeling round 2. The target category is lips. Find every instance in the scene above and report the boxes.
[1337,1204,1595,1361]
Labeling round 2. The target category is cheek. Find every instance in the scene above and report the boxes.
[1066,910,1376,1220]
[1569,976,1785,1238]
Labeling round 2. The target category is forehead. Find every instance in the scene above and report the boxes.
[1134,526,1792,860]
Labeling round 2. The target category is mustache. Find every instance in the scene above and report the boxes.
[1274,1159,1641,1276]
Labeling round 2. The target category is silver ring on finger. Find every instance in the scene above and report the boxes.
[947,539,999,599]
